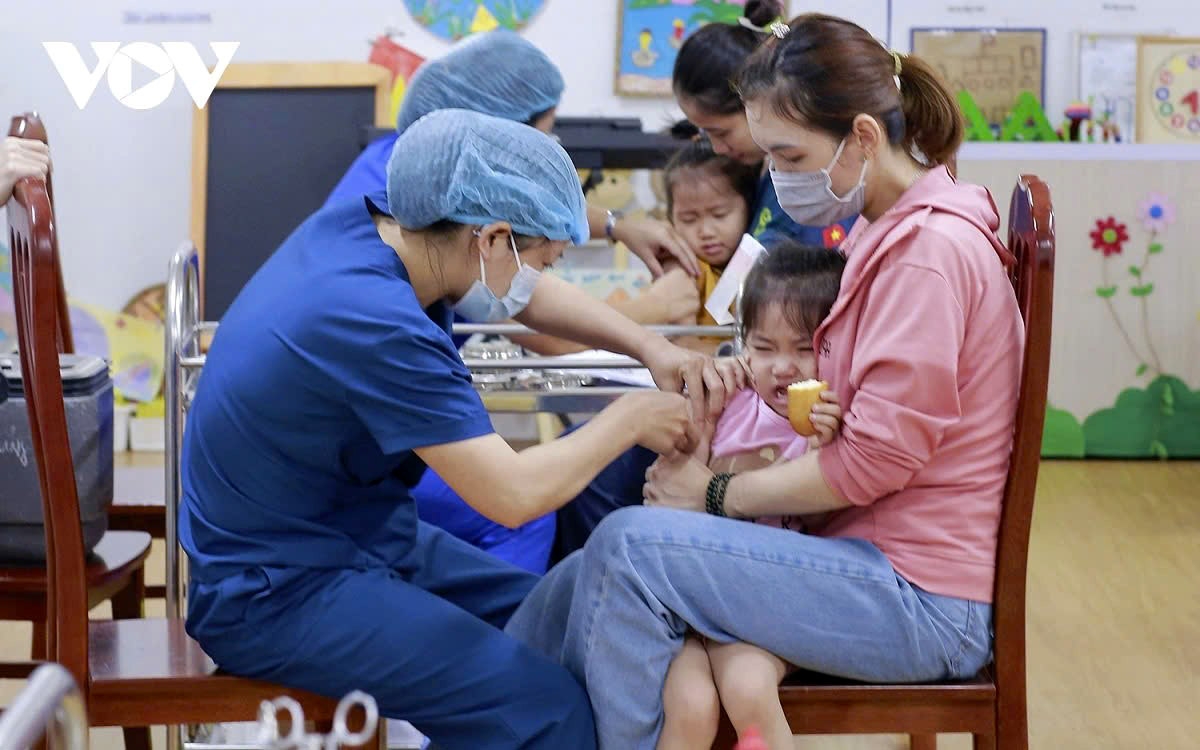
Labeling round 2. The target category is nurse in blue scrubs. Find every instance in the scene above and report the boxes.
[180,110,705,750]
[328,29,703,575]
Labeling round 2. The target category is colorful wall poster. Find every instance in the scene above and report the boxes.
[0,240,14,351]
[615,0,747,97]
[1077,33,1138,144]
[0,240,164,403]
[910,27,1046,128]
[404,1,549,41]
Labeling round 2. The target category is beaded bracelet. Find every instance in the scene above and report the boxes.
[705,472,734,517]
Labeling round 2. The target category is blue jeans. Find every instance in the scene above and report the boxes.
[506,506,993,750]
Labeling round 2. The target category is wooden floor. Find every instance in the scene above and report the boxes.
[1,460,1196,749]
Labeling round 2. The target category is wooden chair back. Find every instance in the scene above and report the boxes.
[8,112,74,354]
[7,177,91,690]
[991,174,1055,744]
[716,175,1056,750]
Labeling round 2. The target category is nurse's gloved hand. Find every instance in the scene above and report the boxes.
[644,342,706,396]
[0,137,51,205]
[612,215,701,279]
[673,353,749,425]
[618,390,698,456]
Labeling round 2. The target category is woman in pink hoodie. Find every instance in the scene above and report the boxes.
[505,14,1023,750]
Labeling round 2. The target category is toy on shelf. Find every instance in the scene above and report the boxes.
[1060,98,1123,143]
[999,91,1060,142]
[1062,101,1092,141]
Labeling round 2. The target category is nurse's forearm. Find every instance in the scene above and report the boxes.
[504,404,644,523]
[515,274,665,362]
[724,450,851,519]
[416,400,645,528]
[587,203,609,240]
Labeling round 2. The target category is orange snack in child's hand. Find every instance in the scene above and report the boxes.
[787,379,828,436]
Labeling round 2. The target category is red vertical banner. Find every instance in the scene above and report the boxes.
[368,35,426,124]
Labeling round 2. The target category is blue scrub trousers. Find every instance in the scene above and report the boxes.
[187,523,596,750]
[550,441,656,564]
[413,469,556,575]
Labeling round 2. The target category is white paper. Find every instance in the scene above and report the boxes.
[551,350,657,388]
[704,234,766,326]
[1078,33,1138,142]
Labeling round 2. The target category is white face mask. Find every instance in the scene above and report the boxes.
[452,233,541,322]
[770,137,868,226]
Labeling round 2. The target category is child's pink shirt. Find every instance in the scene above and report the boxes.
[709,388,809,531]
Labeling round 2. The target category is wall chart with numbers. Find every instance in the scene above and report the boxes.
[1136,36,1200,143]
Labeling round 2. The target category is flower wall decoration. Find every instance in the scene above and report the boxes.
[1089,217,1128,256]
[1137,193,1176,233]
[1091,193,1173,378]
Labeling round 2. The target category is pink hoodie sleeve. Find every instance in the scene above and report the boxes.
[819,259,966,505]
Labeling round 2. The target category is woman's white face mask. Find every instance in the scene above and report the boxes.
[452,234,541,322]
[768,137,868,226]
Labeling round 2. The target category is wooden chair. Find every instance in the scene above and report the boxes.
[7,114,72,354]
[2,122,154,750]
[8,112,170,600]
[7,177,384,748]
[715,174,1054,750]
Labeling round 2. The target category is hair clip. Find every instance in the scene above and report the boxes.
[737,16,789,39]
[890,50,903,90]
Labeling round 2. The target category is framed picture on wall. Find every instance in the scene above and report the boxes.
[910,27,1047,128]
[614,0,747,97]
[1135,36,1200,143]
[1077,33,1138,143]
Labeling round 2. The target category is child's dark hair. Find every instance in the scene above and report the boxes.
[736,13,963,168]
[662,129,759,218]
[739,240,847,340]
[672,0,784,115]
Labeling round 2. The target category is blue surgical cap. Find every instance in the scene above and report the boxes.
[387,109,589,246]
[396,30,565,134]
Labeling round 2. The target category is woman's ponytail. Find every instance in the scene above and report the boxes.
[896,54,964,168]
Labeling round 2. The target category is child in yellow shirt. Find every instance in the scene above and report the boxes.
[661,134,760,352]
